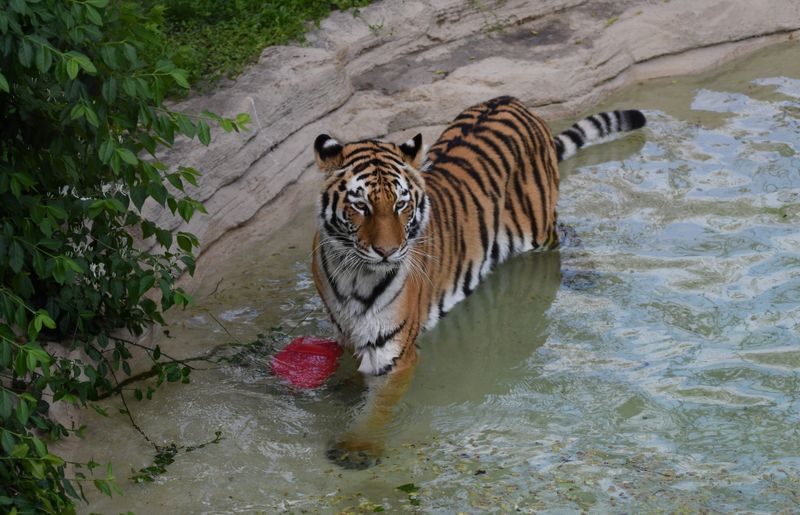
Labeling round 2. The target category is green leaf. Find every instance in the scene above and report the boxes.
[99,139,115,163]
[138,274,155,296]
[44,454,65,466]
[122,43,137,64]
[11,443,29,458]
[396,483,420,494]
[0,72,9,93]
[197,121,211,145]
[70,103,85,120]
[9,240,24,273]
[46,204,68,220]
[99,46,118,69]
[147,182,168,206]
[88,199,106,219]
[94,479,112,497]
[116,148,138,165]
[1,430,15,453]
[176,233,192,252]
[18,39,33,67]
[84,105,100,127]
[130,185,147,210]
[85,5,103,25]
[0,389,11,420]
[66,51,97,74]
[63,257,84,273]
[169,69,190,89]
[66,59,79,79]
[86,0,109,7]
[52,259,66,284]
[101,77,118,103]
[31,437,46,457]
[235,112,252,128]
[35,45,52,73]
[16,398,30,425]
[177,199,194,222]
[37,310,56,329]
[155,229,172,248]
[90,403,109,417]
[175,114,195,138]
[9,0,26,14]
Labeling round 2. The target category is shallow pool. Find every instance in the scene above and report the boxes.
[78,42,800,513]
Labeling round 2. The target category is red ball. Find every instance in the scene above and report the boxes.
[271,336,342,388]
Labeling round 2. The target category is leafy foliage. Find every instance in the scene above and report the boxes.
[144,0,373,89]
[130,430,222,483]
[0,0,247,512]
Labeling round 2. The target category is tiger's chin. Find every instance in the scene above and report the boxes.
[362,258,403,274]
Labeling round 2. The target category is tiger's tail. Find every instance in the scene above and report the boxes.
[554,109,646,162]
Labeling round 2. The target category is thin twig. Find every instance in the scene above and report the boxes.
[207,311,241,344]
[286,309,315,337]
[110,335,199,370]
[101,351,157,451]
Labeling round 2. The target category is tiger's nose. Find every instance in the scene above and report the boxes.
[373,245,399,258]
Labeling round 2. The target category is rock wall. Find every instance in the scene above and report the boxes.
[150,0,800,269]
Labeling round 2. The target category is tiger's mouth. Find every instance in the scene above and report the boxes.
[353,245,408,270]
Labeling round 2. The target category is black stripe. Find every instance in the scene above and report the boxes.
[433,153,491,198]
[462,260,474,297]
[563,129,584,149]
[587,116,605,136]
[492,118,542,246]
[352,267,398,309]
[375,356,399,376]
[364,320,407,349]
[600,112,613,134]
[490,200,500,268]
[454,140,503,194]
[319,244,345,303]
[495,114,549,229]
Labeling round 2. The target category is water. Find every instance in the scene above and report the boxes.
[77,42,800,513]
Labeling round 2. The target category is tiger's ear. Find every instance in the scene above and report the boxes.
[314,134,344,172]
[399,133,424,168]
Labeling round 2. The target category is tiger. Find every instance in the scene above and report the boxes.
[311,96,645,466]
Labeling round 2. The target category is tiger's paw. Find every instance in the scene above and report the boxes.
[326,438,382,470]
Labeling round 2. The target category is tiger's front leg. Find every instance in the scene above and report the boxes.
[327,323,419,469]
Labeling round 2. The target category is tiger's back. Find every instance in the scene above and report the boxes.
[416,96,560,329]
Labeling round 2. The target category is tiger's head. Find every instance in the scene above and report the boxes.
[313,133,429,270]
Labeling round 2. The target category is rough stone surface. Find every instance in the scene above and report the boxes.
[146,0,800,267]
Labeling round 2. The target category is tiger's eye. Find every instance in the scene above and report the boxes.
[352,202,368,212]
[395,200,408,211]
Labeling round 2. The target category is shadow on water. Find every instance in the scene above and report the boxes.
[414,249,561,404]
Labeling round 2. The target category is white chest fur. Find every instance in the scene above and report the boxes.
[315,246,410,375]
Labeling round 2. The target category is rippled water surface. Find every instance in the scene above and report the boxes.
[79,43,800,513]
